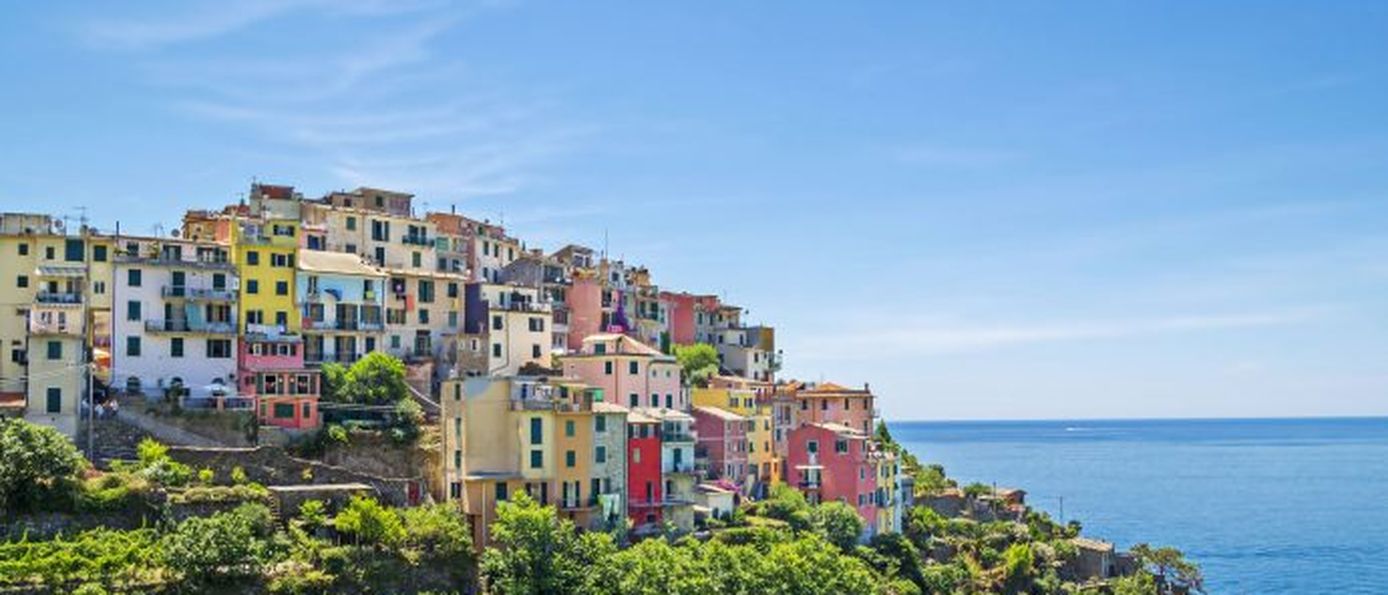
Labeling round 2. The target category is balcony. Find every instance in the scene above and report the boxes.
[401,235,432,246]
[489,300,551,313]
[662,431,696,444]
[665,462,696,475]
[144,319,236,335]
[117,254,233,270]
[162,286,236,301]
[28,315,82,336]
[35,291,82,305]
[307,352,359,365]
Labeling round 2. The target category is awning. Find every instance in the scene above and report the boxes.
[34,264,87,278]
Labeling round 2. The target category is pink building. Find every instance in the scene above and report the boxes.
[660,291,698,346]
[567,274,603,350]
[783,381,877,436]
[560,333,683,411]
[786,422,876,530]
[692,406,749,487]
[239,337,320,430]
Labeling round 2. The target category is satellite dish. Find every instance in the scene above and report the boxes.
[171,229,181,238]
[53,220,65,231]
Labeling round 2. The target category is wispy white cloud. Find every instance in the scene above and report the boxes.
[76,0,584,205]
[79,0,445,49]
[794,308,1326,360]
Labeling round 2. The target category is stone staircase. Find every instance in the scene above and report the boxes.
[78,415,153,469]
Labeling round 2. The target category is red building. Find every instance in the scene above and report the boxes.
[786,422,877,528]
[239,336,320,430]
[692,405,749,488]
[627,410,663,532]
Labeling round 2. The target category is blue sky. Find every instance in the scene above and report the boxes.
[3,2,1386,420]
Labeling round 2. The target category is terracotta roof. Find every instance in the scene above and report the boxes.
[581,333,665,357]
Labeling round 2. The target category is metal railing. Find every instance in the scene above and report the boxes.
[144,319,236,334]
[35,291,82,304]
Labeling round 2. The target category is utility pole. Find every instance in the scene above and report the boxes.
[83,221,95,460]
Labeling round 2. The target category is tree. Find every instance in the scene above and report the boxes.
[810,501,864,552]
[673,343,720,388]
[319,362,348,403]
[1130,543,1204,594]
[400,503,473,564]
[334,495,405,547]
[343,352,409,405]
[163,504,273,582]
[0,418,85,511]
[481,492,612,594]
[868,532,926,591]
[1000,542,1035,594]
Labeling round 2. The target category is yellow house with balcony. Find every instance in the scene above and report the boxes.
[233,219,300,334]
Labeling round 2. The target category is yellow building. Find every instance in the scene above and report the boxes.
[440,375,608,547]
[233,218,300,335]
[0,214,108,437]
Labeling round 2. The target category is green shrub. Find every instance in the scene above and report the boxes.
[231,466,248,485]
[197,468,215,485]
[163,504,274,582]
[333,496,404,547]
[0,418,87,511]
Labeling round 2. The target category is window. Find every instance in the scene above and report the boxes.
[274,403,295,418]
[65,239,84,262]
[565,420,575,437]
[594,343,606,355]
[419,309,429,324]
[418,280,434,303]
[530,417,542,444]
[16,275,27,288]
[18,243,27,256]
[529,317,544,332]
[532,344,541,358]
[247,280,259,294]
[93,245,107,262]
[629,361,639,375]
[412,252,421,268]
[170,338,184,358]
[447,282,458,298]
[492,343,502,358]
[213,273,226,290]
[495,482,508,501]
[595,446,607,463]
[835,439,849,454]
[632,448,641,464]
[126,336,141,357]
[46,341,61,360]
[47,388,62,413]
[275,311,288,327]
[454,451,462,470]
[276,281,288,296]
[128,269,142,287]
[45,246,54,260]
[807,440,818,454]
[126,300,141,321]
[346,216,356,231]
[529,450,543,469]
[491,315,502,330]
[596,415,607,432]
[566,450,576,468]
[651,394,659,407]
[207,339,232,358]
[246,251,259,266]
[604,361,613,375]
[629,393,638,407]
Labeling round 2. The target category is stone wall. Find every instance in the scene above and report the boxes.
[167,445,428,507]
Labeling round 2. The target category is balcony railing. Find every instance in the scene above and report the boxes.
[35,291,82,304]
[144,319,236,334]
[28,318,82,336]
[662,432,696,444]
[665,462,696,474]
[162,286,237,300]
[401,235,432,246]
[307,352,359,365]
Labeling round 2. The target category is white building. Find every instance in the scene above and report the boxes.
[111,237,238,397]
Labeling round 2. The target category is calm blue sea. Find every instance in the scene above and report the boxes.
[890,417,1388,595]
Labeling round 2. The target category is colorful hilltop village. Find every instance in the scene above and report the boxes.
[0,183,909,545]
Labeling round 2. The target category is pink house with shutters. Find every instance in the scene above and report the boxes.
[786,422,877,531]
[559,333,683,411]
[692,405,749,488]
[238,336,320,430]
